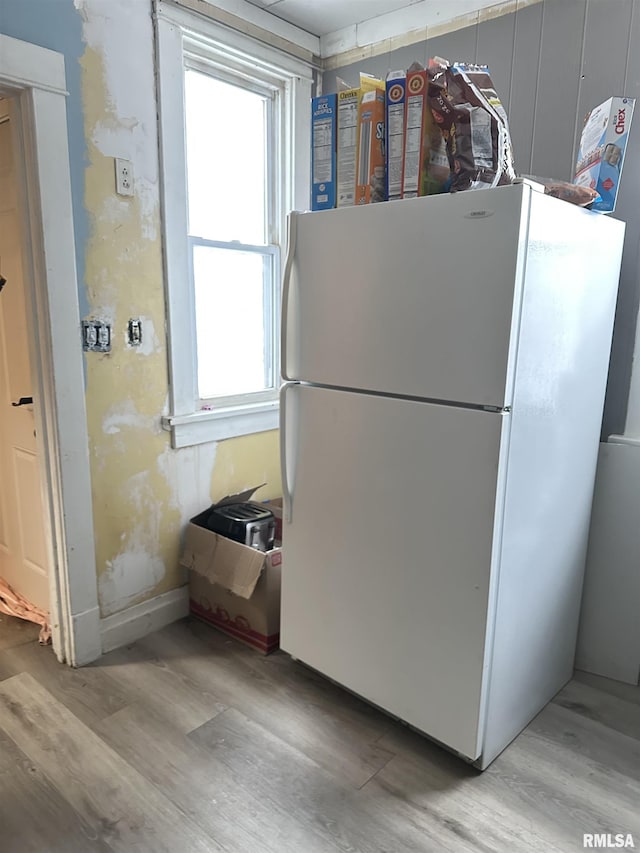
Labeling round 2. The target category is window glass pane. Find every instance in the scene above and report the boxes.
[193,245,271,399]
[185,70,268,245]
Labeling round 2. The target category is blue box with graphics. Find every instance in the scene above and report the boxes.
[385,71,406,201]
[311,94,337,210]
[574,97,635,213]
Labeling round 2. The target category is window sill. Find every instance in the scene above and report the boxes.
[162,400,279,448]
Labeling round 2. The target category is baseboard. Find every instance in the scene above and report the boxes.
[70,606,103,666]
[100,586,189,654]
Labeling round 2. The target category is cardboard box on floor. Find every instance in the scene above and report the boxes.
[181,492,282,654]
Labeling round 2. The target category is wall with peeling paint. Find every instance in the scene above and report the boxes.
[1,0,282,619]
[80,0,282,618]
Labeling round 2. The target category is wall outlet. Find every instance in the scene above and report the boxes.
[115,158,134,197]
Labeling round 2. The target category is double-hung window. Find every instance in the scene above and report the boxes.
[156,2,313,448]
[185,68,278,403]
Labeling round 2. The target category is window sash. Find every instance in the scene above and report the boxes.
[184,59,280,248]
[188,237,280,407]
[183,60,281,409]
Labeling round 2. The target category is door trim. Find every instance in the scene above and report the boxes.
[0,34,101,665]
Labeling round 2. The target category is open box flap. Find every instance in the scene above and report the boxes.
[181,525,266,599]
[212,483,266,511]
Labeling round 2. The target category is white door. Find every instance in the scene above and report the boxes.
[280,382,506,760]
[283,183,529,408]
[0,113,50,611]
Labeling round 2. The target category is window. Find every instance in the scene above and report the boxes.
[185,70,277,403]
[156,2,313,447]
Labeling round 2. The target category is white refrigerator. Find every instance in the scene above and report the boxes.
[279,182,625,769]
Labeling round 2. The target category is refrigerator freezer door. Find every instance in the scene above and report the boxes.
[283,184,529,408]
[280,383,505,760]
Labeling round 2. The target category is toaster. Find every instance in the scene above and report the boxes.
[206,502,275,551]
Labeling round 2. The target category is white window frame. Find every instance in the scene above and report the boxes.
[155,2,312,448]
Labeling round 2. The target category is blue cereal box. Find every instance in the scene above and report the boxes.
[385,70,406,201]
[574,97,635,213]
[311,94,337,211]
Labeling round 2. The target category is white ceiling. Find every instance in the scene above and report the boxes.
[246,0,425,35]
[236,0,522,59]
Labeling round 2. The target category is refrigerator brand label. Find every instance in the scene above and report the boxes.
[465,209,495,219]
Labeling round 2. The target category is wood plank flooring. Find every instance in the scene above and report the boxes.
[0,613,40,651]
[0,615,638,853]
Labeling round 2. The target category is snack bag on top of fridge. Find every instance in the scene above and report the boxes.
[427,58,515,192]
[519,175,599,207]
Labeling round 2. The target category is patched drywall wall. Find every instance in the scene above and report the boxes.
[75,0,282,617]
[3,0,282,619]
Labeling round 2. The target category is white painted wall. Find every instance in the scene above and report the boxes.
[576,439,640,684]
[320,0,521,58]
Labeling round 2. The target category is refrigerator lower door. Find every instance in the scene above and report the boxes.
[280,383,506,761]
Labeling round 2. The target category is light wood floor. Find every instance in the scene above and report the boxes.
[0,612,40,651]
[0,614,638,853]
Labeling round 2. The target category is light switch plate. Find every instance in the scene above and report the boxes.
[82,320,111,352]
[127,318,142,346]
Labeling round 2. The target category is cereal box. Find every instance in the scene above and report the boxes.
[311,94,337,211]
[355,88,386,205]
[402,64,428,199]
[337,74,384,207]
[574,97,635,213]
[385,70,406,201]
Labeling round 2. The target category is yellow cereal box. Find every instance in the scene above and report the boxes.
[355,88,386,204]
[337,74,384,207]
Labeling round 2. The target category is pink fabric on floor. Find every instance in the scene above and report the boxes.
[0,577,51,644]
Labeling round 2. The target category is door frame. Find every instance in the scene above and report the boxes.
[0,34,101,665]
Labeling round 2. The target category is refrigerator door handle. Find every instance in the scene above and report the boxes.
[280,212,298,382]
[280,382,295,523]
